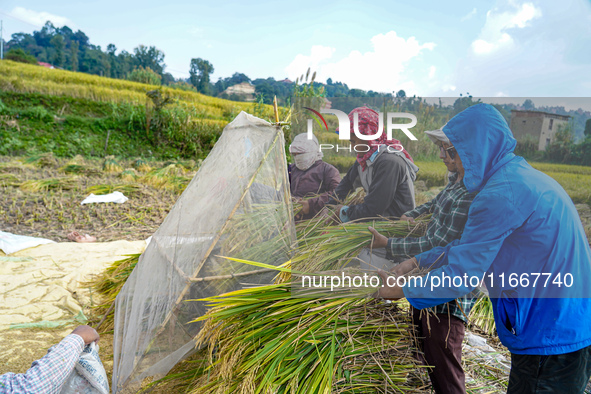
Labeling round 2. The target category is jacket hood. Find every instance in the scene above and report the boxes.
[443,104,516,193]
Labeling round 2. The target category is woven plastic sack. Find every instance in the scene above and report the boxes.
[60,342,110,394]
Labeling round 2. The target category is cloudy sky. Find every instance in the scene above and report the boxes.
[1,0,590,97]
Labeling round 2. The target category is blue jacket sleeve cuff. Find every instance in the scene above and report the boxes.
[403,286,456,310]
[339,205,350,223]
[415,240,459,269]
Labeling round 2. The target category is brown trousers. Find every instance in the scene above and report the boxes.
[412,307,466,394]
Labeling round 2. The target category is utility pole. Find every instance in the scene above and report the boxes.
[1,20,3,60]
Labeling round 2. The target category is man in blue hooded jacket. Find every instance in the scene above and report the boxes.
[374,103,591,393]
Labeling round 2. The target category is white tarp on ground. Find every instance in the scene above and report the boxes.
[0,241,146,374]
[112,112,295,393]
[0,231,55,255]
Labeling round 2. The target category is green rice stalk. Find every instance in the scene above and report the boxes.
[289,216,430,275]
[86,253,141,331]
[85,183,142,196]
[468,294,496,336]
[60,164,102,176]
[181,283,427,394]
[0,173,21,187]
[164,159,197,171]
[103,155,123,173]
[67,154,86,165]
[119,168,139,182]
[140,164,189,189]
[132,158,152,173]
[0,161,35,173]
[20,177,77,192]
[220,203,293,266]
[24,152,57,168]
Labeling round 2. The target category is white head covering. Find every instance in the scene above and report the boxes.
[425,128,450,145]
[289,133,323,171]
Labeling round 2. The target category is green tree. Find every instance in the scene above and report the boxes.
[5,48,38,64]
[69,41,79,71]
[133,45,165,75]
[523,99,535,110]
[190,58,214,94]
[584,118,591,138]
[50,34,65,68]
[127,66,162,85]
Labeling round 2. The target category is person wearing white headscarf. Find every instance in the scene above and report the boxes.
[289,133,341,220]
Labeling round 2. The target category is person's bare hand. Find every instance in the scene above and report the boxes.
[400,215,415,223]
[324,204,343,225]
[301,200,310,215]
[368,226,388,249]
[390,257,418,276]
[373,269,404,300]
[71,325,100,345]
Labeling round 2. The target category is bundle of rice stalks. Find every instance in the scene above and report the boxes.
[469,295,496,336]
[20,177,77,192]
[336,187,366,206]
[291,216,430,274]
[169,175,194,193]
[60,164,102,176]
[221,203,292,264]
[164,159,197,171]
[132,158,152,173]
[88,253,141,331]
[140,164,189,190]
[119,168,139,182]
[24,152,57,168]
[103,155,123,173]
[0,161,35,173]
[67,154,86,165]
[85,183,142,196]
[0,173,21,187]
[184,283,427,394]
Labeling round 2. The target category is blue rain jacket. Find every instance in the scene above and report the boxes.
[404,104,591,355]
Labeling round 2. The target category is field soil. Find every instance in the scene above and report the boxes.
[0,156,183,242]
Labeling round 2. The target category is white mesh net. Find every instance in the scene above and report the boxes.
[112,112,295,392]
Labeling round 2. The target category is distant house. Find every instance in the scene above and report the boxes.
[222,82,256,101]
[510,110,570,151]
[37,62,55,69]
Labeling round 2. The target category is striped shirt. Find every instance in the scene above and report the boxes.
[387,173,477,322]
[0,334,84,393]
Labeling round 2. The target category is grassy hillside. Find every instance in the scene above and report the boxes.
[0,60,276,160]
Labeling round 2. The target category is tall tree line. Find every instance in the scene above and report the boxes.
[5,21,400,103]
[7,21,169,80]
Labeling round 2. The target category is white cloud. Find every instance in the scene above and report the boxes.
[9,7,72,28]
[442,84,457,92]
[187,27,204,38]
[285,45,335,82]
[461,8,477,22]
[471,2,541,55]
[285,31,435,93]
[428,66,436,79]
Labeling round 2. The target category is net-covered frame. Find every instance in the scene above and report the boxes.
[112,112,295,392]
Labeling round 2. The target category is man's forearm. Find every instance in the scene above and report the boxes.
[0,334,84,393]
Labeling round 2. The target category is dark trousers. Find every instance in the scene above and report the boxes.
[508,344,591,393]
[412,307,466,394]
